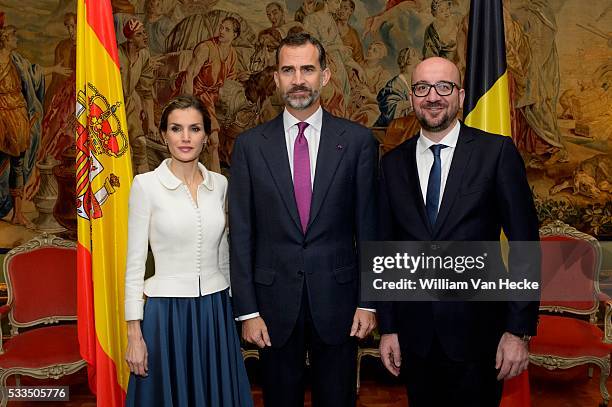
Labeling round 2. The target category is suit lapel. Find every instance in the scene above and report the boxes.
[433,127,475,237]
[307,111,347,230]
[403,138,432,235]
[258,114,303,233]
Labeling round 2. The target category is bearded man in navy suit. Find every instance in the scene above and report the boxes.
[229,32,378,407]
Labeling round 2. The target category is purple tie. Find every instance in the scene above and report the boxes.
[293,122,311,233]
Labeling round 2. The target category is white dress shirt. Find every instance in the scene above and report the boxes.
[124,159,230,321]
[237,107,374,321]
[416,120,461,209]
[284,106,323,185]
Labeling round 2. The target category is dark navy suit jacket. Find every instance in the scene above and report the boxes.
[377,123,540,362]
[229,110,378,347]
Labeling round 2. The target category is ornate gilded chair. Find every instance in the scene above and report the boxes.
[356,340,380,394]
[0,234,86,406]
[529,220,611,406]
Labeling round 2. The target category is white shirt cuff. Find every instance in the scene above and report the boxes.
[236,309,374,321]
[235,312,260,321]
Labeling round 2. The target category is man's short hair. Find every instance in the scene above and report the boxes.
[275,32,327,70]
[266,2,283,12]
[222,16,242,38]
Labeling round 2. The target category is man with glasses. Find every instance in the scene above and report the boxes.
[377,57,539,406]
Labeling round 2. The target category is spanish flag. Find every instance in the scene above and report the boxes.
[463,1,530,406]
[76,0,132,404]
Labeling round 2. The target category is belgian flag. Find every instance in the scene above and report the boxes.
[462,1,531,406]
[463,0,511,137]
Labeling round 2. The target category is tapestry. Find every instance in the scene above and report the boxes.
[0,0,610,250]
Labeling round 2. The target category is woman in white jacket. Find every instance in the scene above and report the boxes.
[124,95,252,406]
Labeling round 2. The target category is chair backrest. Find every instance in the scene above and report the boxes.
[3,234,77,330]
[539,220,602,318]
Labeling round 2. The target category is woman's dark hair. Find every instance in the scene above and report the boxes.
[159,95,211,135]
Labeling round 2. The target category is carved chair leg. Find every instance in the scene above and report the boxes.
[599,357,610,407]
[0,369,12,407]
[589,366,594,378]
[356,350,363,395]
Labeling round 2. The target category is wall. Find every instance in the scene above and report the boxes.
[0,0,610,259]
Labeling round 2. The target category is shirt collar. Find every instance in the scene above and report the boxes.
[417,120,461,154]
[155,158,214,191]
[283,106,323,133]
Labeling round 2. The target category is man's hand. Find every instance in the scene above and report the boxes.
[242,316,271,348]
[350,309,376,339]
[495,332,530,380]
[379,333,401,376]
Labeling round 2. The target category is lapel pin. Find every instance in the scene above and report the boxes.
[336,144,343,150]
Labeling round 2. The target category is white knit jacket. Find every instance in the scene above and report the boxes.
[124,159,230,321]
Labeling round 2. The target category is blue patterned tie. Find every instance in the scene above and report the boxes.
[425,144,448,226]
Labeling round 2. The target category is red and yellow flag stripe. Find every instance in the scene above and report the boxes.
[76,0,132,404]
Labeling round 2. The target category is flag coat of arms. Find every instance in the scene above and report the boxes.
[76,0,132,404]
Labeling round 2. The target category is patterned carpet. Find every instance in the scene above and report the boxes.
[5,361,607,406]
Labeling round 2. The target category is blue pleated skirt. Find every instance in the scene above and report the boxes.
[126,289,253,407]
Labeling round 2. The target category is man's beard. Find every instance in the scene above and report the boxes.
[415,102,457,132]
[282,85,320,110]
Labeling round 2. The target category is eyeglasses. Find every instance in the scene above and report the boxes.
[411,81,459,97]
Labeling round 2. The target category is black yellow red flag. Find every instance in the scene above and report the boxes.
[463,0,511,137]
[463,1,530,406]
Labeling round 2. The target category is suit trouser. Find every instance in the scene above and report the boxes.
[259,284,357,407]
[401,336,503,407]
